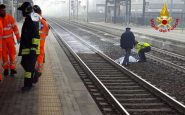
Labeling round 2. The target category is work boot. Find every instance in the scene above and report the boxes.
[37,72,42,77]
[10,69,17,76]
[3,69,9,76]
[32,71,41,84]
[21,86,32,93]
[0,76,3,82]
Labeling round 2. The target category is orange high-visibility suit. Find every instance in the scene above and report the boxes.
[2,14,20,70]
[0,19,3,80]
[36,18,49,73]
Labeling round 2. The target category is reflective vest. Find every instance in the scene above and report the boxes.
[135,42,151,53]
[39,18,49,40]
[1,14,20,40]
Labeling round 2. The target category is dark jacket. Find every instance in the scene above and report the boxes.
[18,14,40,56]
[120,30,135,49]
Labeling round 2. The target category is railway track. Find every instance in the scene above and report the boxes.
[49,20,185,115]
[54,19,185,72]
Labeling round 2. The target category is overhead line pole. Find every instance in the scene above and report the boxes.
[87,0,88,22]
[128,0,131,25]
[77,0,78,20]
[69,0,70,21]
[113,0,116,24]
[11,0,14,18]
[142,0,146,25]
[105,0,107,22]
[125,0,128,26]
[170,0,173,17]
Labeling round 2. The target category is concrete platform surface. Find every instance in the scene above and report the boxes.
[0,22,102,115]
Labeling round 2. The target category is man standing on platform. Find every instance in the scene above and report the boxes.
[33,5,50,81]
[0,4,20,76]
[18,2,40,92]
[120,27,135,66]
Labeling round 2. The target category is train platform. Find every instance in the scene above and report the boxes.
[90,22,185,43]
[0,22,102,115]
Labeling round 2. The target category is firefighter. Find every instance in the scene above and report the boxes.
[0,19,3,81]
[18,2,40,92]
[135,41,151,62]
[0,4,20,76]
[33,5,49,79]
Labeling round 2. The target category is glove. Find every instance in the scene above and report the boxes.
[17,40,21,44]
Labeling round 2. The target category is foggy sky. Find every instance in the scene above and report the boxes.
[33,0,184,17]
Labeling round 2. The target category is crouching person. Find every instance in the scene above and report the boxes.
[18,2,40,92]
[135,41,151,62]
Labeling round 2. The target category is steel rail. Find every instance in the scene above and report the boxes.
[49,21,130,115]
[58,19,185,72]
[49,19,185,114]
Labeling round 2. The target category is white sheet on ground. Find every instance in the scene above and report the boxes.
[115,56,139,65]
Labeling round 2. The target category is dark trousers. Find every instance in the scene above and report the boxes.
[123,49,131,65]
[138,46,151,61]
[21,55,37,87]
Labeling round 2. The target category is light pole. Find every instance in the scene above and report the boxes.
[125,0,131,26]
[125,0,128,26]
[183,0,185,32]
[105,0,107,22]
[142,0,146,25]
[113,0,116,24]
[69,0,70,21]
[128,0,131,25]
[77,0,78,20]
[170,0,173,17]
[11,0,14,18]
[87,0,88,22]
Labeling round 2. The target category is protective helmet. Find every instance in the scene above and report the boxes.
[33,5,41,15]
[0,4,6,17]
[18,2,33,16]
[0,4,6,10]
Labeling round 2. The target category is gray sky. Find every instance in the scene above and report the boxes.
[33,0,184,17]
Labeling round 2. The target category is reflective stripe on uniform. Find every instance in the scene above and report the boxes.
[30,47,40,54]
[3,27,11,31]
[36,64,44,72]
[39,31,48,35]
[2,34,13,38]
[31,38,40,54]
[135,42,151,53]
[24,72,32,78]
[22,47,40,55]
[3,23,15,30]
[32,38,40,45]
[40,38,46,40]
[14,31,19,35]
[31,48,37,51]
[21,48,30,55]
[11,23,16,27]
